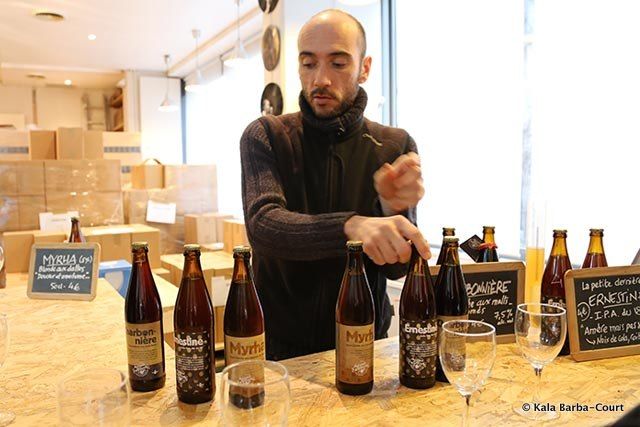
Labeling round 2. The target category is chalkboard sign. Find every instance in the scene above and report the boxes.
[429,262,525,344]
[27,243,101,301]
[565,266,640,362]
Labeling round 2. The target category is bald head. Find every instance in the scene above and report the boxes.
[299,9,367,60]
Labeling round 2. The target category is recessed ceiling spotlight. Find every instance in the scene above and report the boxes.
[32,10,65,22]
[26,73,46,80]
[88,34,97,41]
[64,79,72,86]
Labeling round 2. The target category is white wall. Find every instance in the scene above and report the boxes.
[138,76,183,163]
[0,85,33,126]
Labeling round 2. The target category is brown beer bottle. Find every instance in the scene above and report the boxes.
[174,244,215,404]
[224,246,265,409]
[68,217,86,243]
[478,226,499,262]
[335,241,374,395]
[399,244,437,389]
[436,227,456,265]
[434,237,469,382]
[124,242,166,392]
[582,229,608,268]
[540,230,572,355]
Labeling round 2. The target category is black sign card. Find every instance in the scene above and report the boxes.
[460,234,484,262]
[27,243,100,301]
[429,261,525,344]
[565,266,640,362]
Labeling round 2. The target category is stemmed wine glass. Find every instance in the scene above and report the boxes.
[439,320,497,427]
[513,303,567,421]
[0,313,15,426]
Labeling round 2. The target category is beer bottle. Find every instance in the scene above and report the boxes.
[582,229,608,268]
[224,246,265,409]
[124,242,166,392]
[335,241,374,395]
[68,217,86,243]
[478,226,499,262]
[399,244,437,389]
[0,244,6,289]
[540,230,572,355]
[434,237,469,382]
[174,244,215,404]
[436,227,456,265]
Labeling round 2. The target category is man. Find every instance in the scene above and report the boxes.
[240,9,430,360]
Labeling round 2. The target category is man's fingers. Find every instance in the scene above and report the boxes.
[395,218,431,259]
[391,152,421,171]
[388,233,412,264]
[393,165,421,189]
[363,241,385,265]
[377,238,399,265]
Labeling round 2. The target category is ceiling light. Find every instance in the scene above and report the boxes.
[185,29,205,93]
[88,34,97,41]
[33,10,65,21]
[64,79,72,86]
[224,0,248,68]
[158,54,178,112]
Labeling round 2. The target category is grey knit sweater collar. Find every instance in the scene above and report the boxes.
[298,87,368,137]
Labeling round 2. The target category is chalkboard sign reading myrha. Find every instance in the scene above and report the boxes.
[430,262,524,344]
[27,243,101,301]
[565,265,640,362]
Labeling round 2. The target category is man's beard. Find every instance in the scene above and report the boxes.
[304,85,359,119]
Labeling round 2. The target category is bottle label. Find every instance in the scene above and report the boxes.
[225,333,266,400]
[336,323,374,384]
[400,319,437,379]
[544,297,566,309]
[174,330,213,395]
[125,321,164,380]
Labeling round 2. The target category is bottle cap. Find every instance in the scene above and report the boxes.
[183,244,201,254]
[443,236,459,244]
[131,242,148,250]
[233,245,251,255]
[346,240,363,251]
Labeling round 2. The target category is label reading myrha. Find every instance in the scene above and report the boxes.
[30,245,98,298]
[336,323,374,385]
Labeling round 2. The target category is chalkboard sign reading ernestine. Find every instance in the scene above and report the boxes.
[429,262,525,344]
[27,243,100,301]
[565,265,640,362]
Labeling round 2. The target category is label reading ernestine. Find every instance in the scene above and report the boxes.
[336,323,374,384]
[174,330,213,395]
[400,319,437,379]
[125,321,164,380]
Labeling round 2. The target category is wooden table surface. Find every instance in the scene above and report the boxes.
[2,273,638,426]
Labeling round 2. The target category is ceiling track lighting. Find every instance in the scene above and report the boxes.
[159,54,178,112]
[185,29,205,93]
[224,0,248,68]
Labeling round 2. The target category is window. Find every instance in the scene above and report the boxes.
[395,0,524,257]
[185,54,263,217]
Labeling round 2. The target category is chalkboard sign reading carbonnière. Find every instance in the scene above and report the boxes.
[27,243,101,301]
[429,261,525,344]
[565,265,640,362]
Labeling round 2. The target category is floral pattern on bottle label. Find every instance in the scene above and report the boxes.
[174,330,213,395]
[400,319,437,379]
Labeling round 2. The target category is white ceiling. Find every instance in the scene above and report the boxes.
[0,0,258,87]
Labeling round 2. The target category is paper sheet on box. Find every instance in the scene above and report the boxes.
[39,211,80,232]
[146,200,176,224]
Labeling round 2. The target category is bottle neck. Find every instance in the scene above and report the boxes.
[231,255,251,283]
[348,251,365,272]
[587,235,605,254]
[550,236,569,257]
[132,249,151,273]
[483,231,495,244]
[443,245,461,266]
[409,246,427,275]
[182,253,204,279]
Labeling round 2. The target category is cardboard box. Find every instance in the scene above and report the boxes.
[56,128,84,160]
[89,226,132,262]
[93,160,122,192]
[161,251,234,297]
[223,219,248,252]
[29,131,56,160]
[185,213,217,244]
[152,267,171,282]
[16,161,45,195]
[0,162,17,195]
[215,306,225,345]
[2,230,33,273]
[45,191,123,227]
[99,260,132,298]
[83,131,104,160]
[0,130,29,161]
[211,213,234,243]
[18,195,45,230]
[132,160,164,189]
[44,160,88,192]
[0,196,19,232]
[103,132,142,184]
[164,165,217,189]
[130,224,161,268]
[33,230,67,244]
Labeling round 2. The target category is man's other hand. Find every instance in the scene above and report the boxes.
[374,152,425,214]
[344,215,431,265]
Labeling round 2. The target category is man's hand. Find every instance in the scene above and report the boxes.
[344,215,431,265]
[374,152,425,214]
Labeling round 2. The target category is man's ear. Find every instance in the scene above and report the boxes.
[358,56,372,84]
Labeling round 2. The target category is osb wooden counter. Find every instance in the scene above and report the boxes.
[2,273,638,426]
